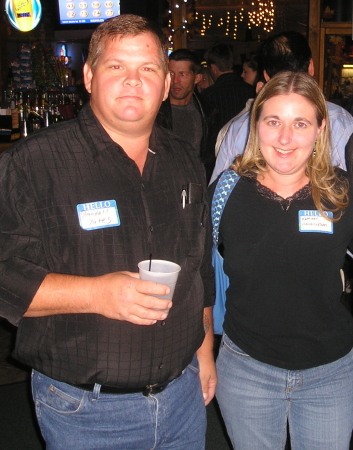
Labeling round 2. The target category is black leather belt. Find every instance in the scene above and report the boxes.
[72,380,171,397]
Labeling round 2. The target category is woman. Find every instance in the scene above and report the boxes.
[196,66,214,93]
[241,55,258,86]
[212,71,353,449]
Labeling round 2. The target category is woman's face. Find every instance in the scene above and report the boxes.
[257,92,325,178]
[197,72,211,93]
[241,63,257,85]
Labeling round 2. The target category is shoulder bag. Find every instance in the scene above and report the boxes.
[211,169,240,335]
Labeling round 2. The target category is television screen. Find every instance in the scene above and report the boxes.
[57,1,120,25]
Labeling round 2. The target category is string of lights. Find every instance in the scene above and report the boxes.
[165,0,275,44]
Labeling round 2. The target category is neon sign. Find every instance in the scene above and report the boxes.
[5,0,43,32]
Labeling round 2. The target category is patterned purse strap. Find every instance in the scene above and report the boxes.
[211,169,240,244]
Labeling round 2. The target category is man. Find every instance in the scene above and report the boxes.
[156,48,218,182]
[201,43,254,135]
[0,15,216,450]
[210,31,353,184]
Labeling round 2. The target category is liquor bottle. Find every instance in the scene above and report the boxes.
[15,91,24,139]
[27,111,44,134]
[21,117,28,138]
[53,106,64,123]
[47,103,55,125]
[40,93,50,126]
[32,90,40,114]
[17,91,24,123]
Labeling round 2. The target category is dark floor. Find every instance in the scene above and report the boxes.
[0,319,29,386]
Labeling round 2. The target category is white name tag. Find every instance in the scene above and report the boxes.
[298,210,333,234]
[77,200,120,231]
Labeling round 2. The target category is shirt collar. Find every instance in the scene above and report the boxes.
[78,104,124,159]
[78,103,170,159]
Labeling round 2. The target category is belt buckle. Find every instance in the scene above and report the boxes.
[143,382,166,397]
[143,383,158,397]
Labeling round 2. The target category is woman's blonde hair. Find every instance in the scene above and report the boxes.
[233,71,349,220]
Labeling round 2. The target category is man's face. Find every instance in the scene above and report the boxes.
[169,60,201,105]
[84,33,170,138]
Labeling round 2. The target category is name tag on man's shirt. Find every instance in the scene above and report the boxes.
[77,200,120,231]
[298,210,333,234]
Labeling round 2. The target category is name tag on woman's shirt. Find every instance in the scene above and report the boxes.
[77,200,120,231]
[298,210,333,234]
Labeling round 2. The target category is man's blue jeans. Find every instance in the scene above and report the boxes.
[216,333,353,450]
[31,357,206,450]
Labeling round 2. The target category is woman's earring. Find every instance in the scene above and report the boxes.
[313,142,317,157]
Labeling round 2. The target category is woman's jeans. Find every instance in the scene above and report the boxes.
[216,333,353,450]
[31,356,206,450]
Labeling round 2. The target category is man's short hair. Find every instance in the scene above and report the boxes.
[205,43,234,72]
[169,49,202,75]
[86,14,169,73]
[259,31,312,79]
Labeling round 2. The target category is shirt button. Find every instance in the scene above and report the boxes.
[149,226,154,232]
[161,321,166,326]
[159,364,163,369]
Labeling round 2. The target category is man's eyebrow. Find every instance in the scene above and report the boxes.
[103,58,162,67]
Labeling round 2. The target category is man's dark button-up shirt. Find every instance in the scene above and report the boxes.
[201,72,255,134]
[0,104,214,388]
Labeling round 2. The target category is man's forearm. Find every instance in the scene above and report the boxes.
[23,271,172,326]
[24,273,96,317]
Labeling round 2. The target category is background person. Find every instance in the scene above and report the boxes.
[241,55,258,86]
[196,66,214,93]
[211,71,353,449]
[211,31,353,184]
[0,14,216,450]
[156,48,219,182]
[201,43,254,136]
[215,54,260,157]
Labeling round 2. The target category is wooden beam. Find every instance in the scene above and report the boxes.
[308,0,321,84]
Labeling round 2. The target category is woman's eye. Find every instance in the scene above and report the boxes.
[296,122,307,129]
[268,120,279,127]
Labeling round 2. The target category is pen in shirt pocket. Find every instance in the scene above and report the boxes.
[181,185,187,209]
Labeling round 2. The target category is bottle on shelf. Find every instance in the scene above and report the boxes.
[4,87,85,138]
[26,110,44,134]
[53,106,64,123]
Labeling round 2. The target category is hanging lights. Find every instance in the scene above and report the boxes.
[166,0,275,43]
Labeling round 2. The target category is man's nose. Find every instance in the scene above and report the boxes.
[123,69,142,87]
[171,73,181,84]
